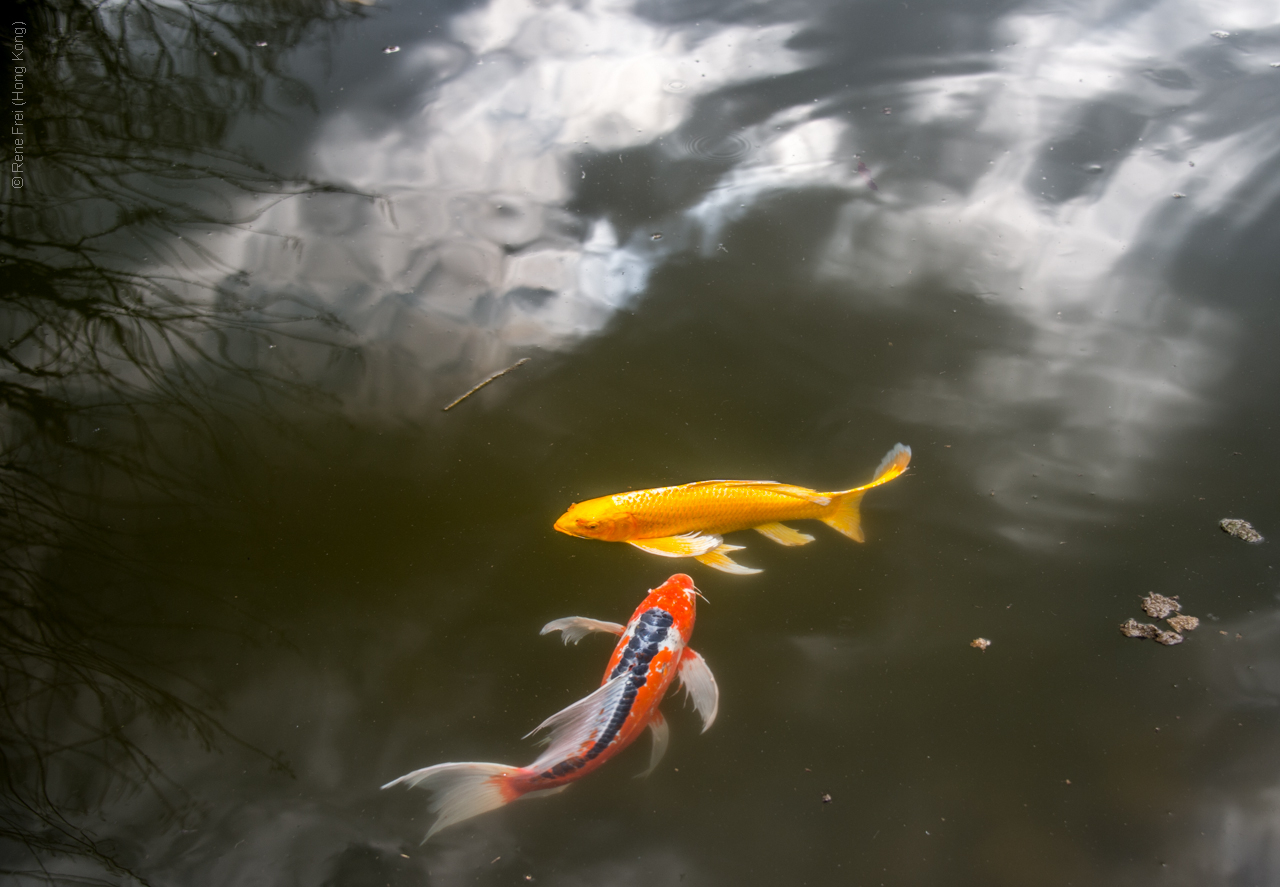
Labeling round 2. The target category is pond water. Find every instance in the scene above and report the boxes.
[5,0,1280,884]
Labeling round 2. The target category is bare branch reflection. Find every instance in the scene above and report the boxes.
[1,0,366,882]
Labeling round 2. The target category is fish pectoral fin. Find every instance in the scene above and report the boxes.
[628,532,722,558]
[678,648,720,732]
[635,710,670,779]
[694,543,762,575]
[525,673,632,772]
[540,617,626,644]
[754,522,816,546]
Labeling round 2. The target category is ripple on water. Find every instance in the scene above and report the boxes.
[685,134,752,161]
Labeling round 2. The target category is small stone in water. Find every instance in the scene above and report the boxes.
[970,637,991,651]
[1167,614,1200,633]
[1142,593,1181,619]
[1220,518,1263,543]
[383,45,400,53]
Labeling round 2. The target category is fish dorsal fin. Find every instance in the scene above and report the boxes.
[635,710,669,779]
[681,479,832,506]
[628,532,722,558]
[677,648,719,732]
[540,617,626,644]
[525,673,631,772]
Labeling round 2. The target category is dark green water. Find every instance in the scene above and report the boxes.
[4,0,1280,884]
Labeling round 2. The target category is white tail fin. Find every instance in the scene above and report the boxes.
[382,762,521,842]
[823,444,912,542]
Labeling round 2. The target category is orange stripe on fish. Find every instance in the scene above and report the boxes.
[381,574,717,842]
[553,443,911,574]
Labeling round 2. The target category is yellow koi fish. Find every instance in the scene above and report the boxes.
[553,444,911,574]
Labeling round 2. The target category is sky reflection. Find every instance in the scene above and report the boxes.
[77,0,1280,881]
[218,0,1279,515]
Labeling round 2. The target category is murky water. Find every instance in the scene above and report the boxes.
[5,0,1280,884]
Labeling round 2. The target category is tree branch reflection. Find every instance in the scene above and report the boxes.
[1,0,368,882]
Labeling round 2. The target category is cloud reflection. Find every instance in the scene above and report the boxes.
[226,2,810,415]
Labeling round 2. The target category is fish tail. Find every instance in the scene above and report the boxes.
[823,444,912,542]
[382,762,531,842]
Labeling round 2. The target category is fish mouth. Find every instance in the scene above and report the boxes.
[552,520,582,538]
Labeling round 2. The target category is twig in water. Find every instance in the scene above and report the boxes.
[442,358,532,411]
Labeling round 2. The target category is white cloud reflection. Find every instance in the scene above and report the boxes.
[221,0,1276,503]
[221,1,810,416]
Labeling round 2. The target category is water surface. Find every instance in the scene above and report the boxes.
[4,0,1280,884]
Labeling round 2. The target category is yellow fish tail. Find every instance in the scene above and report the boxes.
[821,489,867,542]
[822,444,912,542]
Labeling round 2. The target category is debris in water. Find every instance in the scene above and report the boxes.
[821,793,832,803]
[254,41,268,47]
[1210,30,1230,38]
[442,358,532,411]
[856,160,880,191]
[1141,593,1181,619]
[970,637,991,651]
[1172,192,1186,199]
[1120,619,1184,646]
[1272,62,1280,68]
[651,232,663,240]
[1220,518,1263,543]
[1167,614,1200,633]
[383,45,401,54]
[882,106,892,115]
[1121,619,1159,639]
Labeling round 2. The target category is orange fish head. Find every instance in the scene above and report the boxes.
[643,573,700,633]
[553,501,635,542]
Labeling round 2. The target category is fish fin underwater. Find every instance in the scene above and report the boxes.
[525,673,632,767]
[635,710,669,778]
[380,762,527,843]
[540,617,625,644]
[680,479,832,506]
[677,648,719,731]
[820,443,913,543]
[628,532,722,558]
[754,521,815,546]
[693,542,761,575]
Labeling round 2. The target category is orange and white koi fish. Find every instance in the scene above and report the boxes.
[553,444,911,574]
[382,574,717,842]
